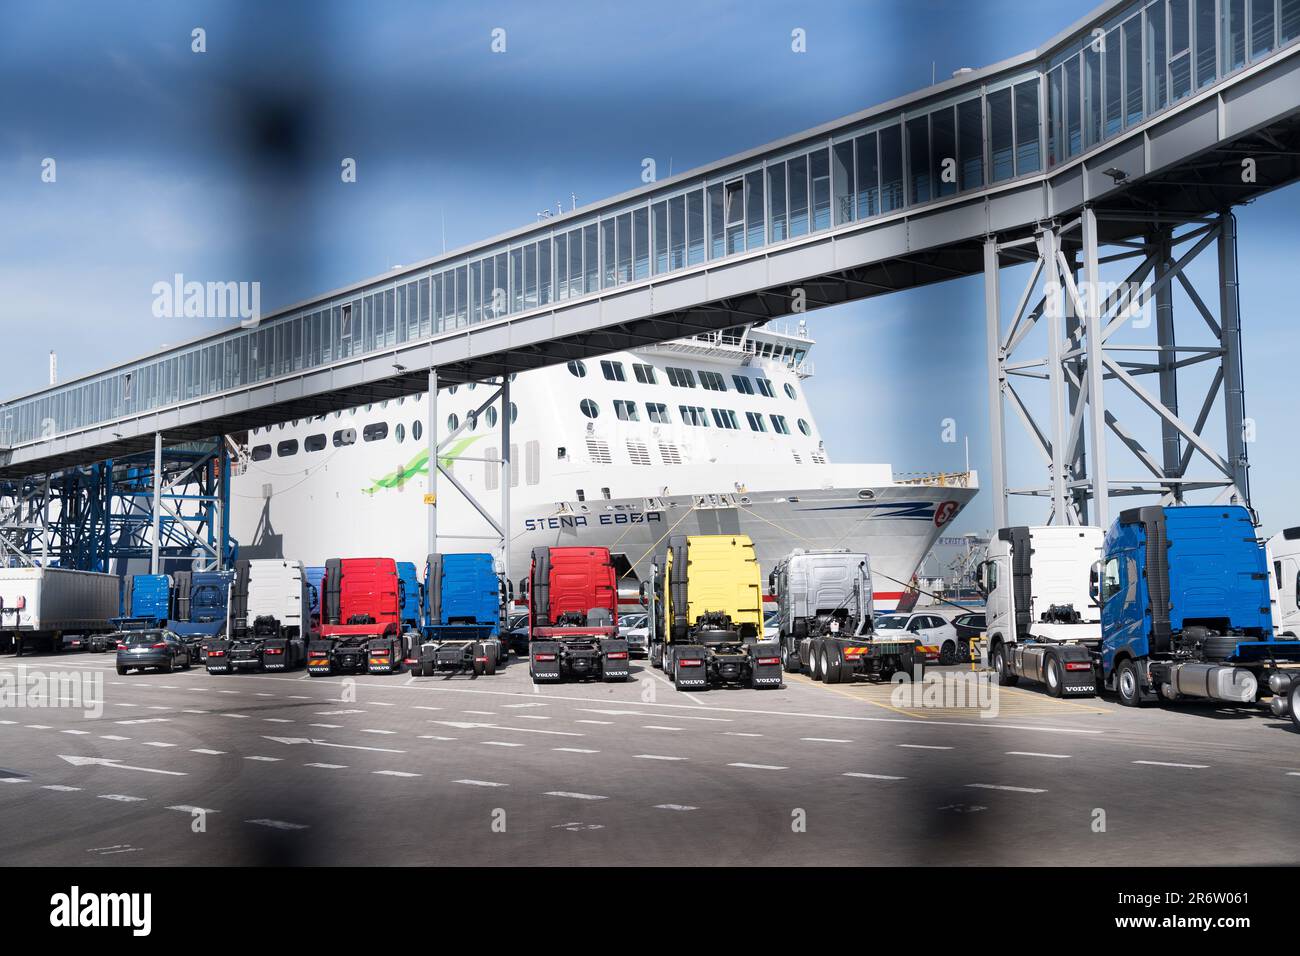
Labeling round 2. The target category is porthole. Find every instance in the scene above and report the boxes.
[332,429,356,447]
[447,413,460,432]
[277,439,298,457]
[580,399,599,419]
[250,445,272,462]
[509,402,518,424]
[412,420,423,442]
[797,419,812,436]
[363,422,388,442]
[784,383,797,400]
[305,434,327,452]
[485,406,498,428]
[395,423,406,444]
[567,360,587,378]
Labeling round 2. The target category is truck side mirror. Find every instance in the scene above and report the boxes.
[974,562,988,598]
[1089,562,1101,604]
[767,571,775,591]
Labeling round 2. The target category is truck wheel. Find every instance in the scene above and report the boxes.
[939,641,956,666]
[483,648,497,676]
[1043,654,1064,698]
[1115,659,1144,708]
[992,646,1019,687]
[822,645,843,684]
[1290,681,1300,731]
[781,644,800,674]
[808,641,823,681]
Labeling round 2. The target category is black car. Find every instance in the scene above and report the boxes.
[952,612,986,642]
[115,630,192,675]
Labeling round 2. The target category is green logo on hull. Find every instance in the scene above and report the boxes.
[361,434,483,495]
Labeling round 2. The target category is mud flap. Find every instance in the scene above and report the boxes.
[205,638,231,674]
[307,639,333,676]
[749,641,783,688]
[601,638,630,682]
[367,636,397,674]
[530,640,562,681]
[262,638,289,672]
[672,645,708,689]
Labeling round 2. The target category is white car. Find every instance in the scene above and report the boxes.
[619,613,651,658]
[763,608,779,641]
[872,612,961,665]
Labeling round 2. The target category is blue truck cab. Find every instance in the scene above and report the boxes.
[404,552,505,676]
[396,561,422,632]
[1096,505,1300,707]
[118,573,172,626]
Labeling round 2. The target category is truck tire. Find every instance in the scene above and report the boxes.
[1290,681,1300,731]
[992,644,1019,687]
[650,641,663,670]
[1043,652,1064,698]
[808,641,823,681]
[822,643,843,684]
[483,644,497,676]
[781,641,800,674]
[1115,659,1144,708]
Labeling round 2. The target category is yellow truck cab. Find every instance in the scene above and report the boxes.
[650,534,782,691]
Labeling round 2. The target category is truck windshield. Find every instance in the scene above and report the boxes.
[873,615,906,630]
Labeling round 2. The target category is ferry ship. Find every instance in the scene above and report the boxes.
[228,321,977,610]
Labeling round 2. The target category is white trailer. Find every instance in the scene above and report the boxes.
[0,566,120,655]
[1267,527,1300,637]
[977,526,1104,697]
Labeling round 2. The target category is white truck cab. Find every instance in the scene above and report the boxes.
[1267,527,1300,637]
[976,526,1104,696]
[240,559,311,638]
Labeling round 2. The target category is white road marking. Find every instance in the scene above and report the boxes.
[60,754,186,776]
[724,732,763,737]
[25,724,52,730]
[115,718,170,725]
[576,719,613,725]
[60,729,90,735]
[98,794,146,802]
[309,723,342,729]
[217,690,240,695]
[1007,751,1072,759]
[1132,760,1208,769]
[0,777,30,784]
[142,742,176,748]
[418,735,457,741]
[728,762,787,771]
[305,763,346,769]
[455,779,508,787]
[372,770,420,777]
[844,772,906,780]
[360,729,397,735]
[245,756,282,762]
[481,741,523,747]
[370,702,395,707]
[190,748,225,755]
[967,783,1048,793]
[514,714,550,720]
[287,695,313,700]
[644,725,682,731]
[101,735,131,741]
[146,706,169,711]
[0,720,15,725]
[898,744,953,750]
[801,737,852,743]
[263,718,294,724]
[635,754,688,761]
[263,735,406,754]
[502,702,547,708]
[314,709,365,715]
[246,818,308,831]
[220,714,250,719]
[545,791,608,800]
[167,804,218,814]
[42,784,82,792]
[553,747,599,754]
[464,710,496,715]
[655,804,698,811]
[488,725,583,737]
[181,709,208,715]
[412,705,442,711]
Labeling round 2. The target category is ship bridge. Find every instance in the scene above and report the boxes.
[4,0,1300,570]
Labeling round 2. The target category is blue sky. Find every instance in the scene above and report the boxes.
[2,0,1295,538]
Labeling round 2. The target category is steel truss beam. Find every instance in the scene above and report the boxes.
[0,437,234,573]
[984,208,1249,527]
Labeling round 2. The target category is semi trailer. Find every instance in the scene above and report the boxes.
[527,545,629,683]
[206,559,310,673]
[405,552,504,676]
[979,507,1300,722]
[308,557,404,676]
[0,566,119,655]
[770,548,917,684]
[650,534,781,691]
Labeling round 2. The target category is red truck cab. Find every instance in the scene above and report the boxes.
[527,546,628,683]
[310,557,404,675]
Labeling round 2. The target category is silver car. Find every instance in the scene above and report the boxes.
[620,613,650,658]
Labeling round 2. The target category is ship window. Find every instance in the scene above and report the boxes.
[600,360,626,382]
[601,487,611,500]
[485,406,498,428]
[745,412,767,432]
[647,402,670,424]
[614,400,639,422]
[784,382,797,399]
[395,423,406,444]
[576,489,585,502]
[363,423,388,442]
[797,418,812,436]
[680,405,709,427]
[666,367,696,388]
[710,408,739,429]
[732,375,755,394]
[756,378,775,398]
[305,434,327,452]
[580,399,599,419]
[567,360,587,378]
[448,384,458,394]
[509,402,518,424]
[770,414,790,435]
[412,420,423,442]
[251,444,272,462]
[699,371,727,391]
[447,413,460,432]
[633,363,657,384]
[332,428,356,447]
